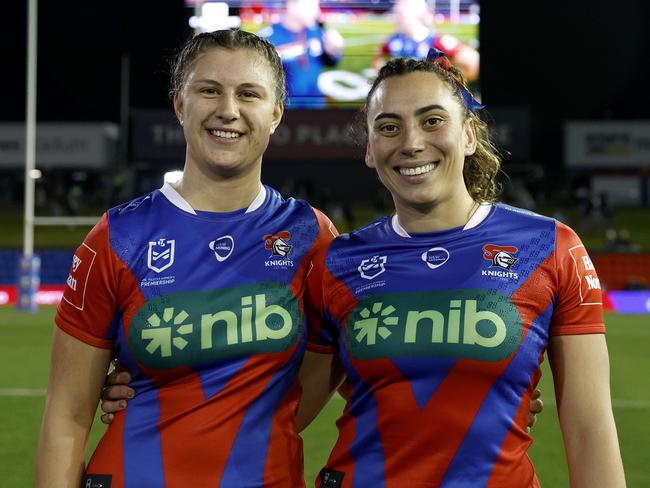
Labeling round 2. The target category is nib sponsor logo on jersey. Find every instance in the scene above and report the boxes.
[141,238,176,287]
[481,244,519,280]
[128,282,300,369]
[346,289,522,361]
[263,231,294,268]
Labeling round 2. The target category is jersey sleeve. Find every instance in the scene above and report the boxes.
[304,208,340,353]
[55,213,119,349]
[550,221,606,336]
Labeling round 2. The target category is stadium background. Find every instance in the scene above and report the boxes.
[1,0,649,486]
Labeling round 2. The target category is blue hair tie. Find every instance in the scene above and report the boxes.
[426,48,484,114]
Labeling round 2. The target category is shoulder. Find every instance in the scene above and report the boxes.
[107,189,161,220]
[492,203,557,226]
[263,186,334,229]
[330,216,390,252]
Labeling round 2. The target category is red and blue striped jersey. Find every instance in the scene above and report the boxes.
[308,203,605,488]
[56,184,336,487]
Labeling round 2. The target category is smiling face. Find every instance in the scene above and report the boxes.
[173,47,283,181]
[365,71,477,218]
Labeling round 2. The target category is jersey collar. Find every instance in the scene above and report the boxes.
[159,182,267,215]
[391,203,492,237]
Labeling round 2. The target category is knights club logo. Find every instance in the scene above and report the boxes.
[264,231,292,257]
[483,244,518,270]
[148,238,175,273]
[358,255,387,280]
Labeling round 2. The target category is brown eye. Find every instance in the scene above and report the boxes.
[201,87,218,95]
[424,117,442,128]
[378,123,399,135]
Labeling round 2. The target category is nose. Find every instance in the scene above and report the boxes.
[216,92,239,121]
[400,126,425,157]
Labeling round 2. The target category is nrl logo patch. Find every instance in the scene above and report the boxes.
[358,255,387,280]
[148,238,175,273]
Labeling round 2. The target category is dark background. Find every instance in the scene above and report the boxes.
[3,1,650,170]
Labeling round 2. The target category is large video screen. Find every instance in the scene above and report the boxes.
[186,0,480,109]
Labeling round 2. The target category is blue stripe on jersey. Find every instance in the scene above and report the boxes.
[220,333,306,487]
[123,380,165,487]
[348,383,386,488]
[197,356,250,400]
[440,302,553,486]
[391,357,457,410]
[336,344,386,488]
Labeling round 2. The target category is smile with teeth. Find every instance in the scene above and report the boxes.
[209,129,241,139]
[398,163,436,176]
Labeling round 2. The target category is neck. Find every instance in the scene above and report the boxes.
[174,164,263,213]
[394,192,478,234]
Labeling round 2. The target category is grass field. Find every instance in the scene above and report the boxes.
[0,308,647,486]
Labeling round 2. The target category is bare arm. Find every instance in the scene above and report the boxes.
[296,350,345,432]
[548,334,626,487]
[35,327,112,487]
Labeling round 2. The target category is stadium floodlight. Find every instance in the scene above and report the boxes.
[164,170,184,184]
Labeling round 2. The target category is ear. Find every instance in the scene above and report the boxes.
[270,101,285,135]
[463,117,477,156]
[365,143,376,169]
[173,93,184,126]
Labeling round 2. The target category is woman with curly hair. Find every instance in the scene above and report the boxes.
[305,50,625,487]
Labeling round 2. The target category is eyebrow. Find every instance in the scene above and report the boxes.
[191,79,268,92]
[374,104,447,122]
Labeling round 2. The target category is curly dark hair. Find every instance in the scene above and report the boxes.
[168,29,286,104]
[353,57,502,203]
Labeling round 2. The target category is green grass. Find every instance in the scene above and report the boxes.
[0,309,647,486]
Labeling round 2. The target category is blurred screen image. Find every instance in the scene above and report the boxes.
[186,0,480,109]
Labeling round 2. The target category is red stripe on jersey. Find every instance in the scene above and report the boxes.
[314,262,359,487]
[86,410,126,486]
[264,379,306,487]
[55,214,118,348]
[552,222,605,334]
[156,350,301,486]
[304,209,339,353]
[488,252,556,485]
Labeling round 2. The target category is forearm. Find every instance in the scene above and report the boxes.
[35,327,112,486]
[559,409,625,487]
[296,350,345,431]
[550,334,626,487]
[35,410,94,486]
